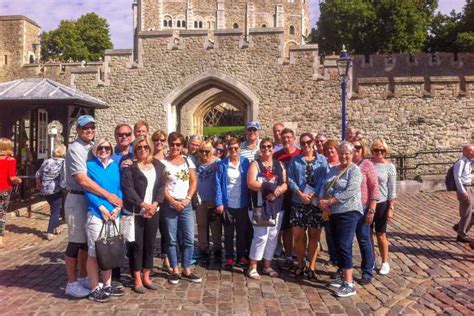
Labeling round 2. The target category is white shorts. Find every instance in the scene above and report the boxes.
[65,193,88,244]
[85,213,119,257]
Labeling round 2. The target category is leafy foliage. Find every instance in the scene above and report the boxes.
[424,0,474,52]
[41,13,113,62]
[314,0,438,55]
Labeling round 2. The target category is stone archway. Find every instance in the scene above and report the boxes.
[162,69,259,135]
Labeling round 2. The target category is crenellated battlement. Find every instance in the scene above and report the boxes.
[354,75,472,99]
[353,52,474,81]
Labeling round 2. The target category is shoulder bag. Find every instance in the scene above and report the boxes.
[95,220,126,271]
[251,160,276,227]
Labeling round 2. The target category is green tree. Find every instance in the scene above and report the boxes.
[424,0,474,52]
[315,0,438,55]
[424,11,461,52]
[41,13,113,62]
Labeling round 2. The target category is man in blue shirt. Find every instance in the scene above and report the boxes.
[112,124,133,168]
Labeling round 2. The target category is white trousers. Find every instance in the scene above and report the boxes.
[248,210,283,261]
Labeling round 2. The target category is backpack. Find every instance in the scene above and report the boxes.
[445,160,459,191]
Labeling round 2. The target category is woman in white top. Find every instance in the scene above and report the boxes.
[370,138,397,276]
[122,136,166,294]
[161,132,201,285]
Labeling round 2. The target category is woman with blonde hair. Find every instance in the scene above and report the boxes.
[84,137,124,302]
[122,136,166,293]
[0,138,22,248]
[36,144,67,240]
[370,138,397,275]
[196,140,222,263]
[152,130,167,161]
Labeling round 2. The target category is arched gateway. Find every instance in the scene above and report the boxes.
[162,70,259,135]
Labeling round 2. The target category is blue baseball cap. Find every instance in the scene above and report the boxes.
[76,115,96,128]
[246,121,260,130]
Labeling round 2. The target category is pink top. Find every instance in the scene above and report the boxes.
[357,159,380,207]
[0,156,17,191]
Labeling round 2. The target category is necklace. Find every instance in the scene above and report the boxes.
[138,162,153,170]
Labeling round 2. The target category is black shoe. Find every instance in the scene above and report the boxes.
[181,272,202,283]
[88,287,110,303]
[168,273,180,285]
[453,223,459,232]
[358,276,372,285]
[456,235,471,243]
[103,285,125,297]
[111,280,124,289]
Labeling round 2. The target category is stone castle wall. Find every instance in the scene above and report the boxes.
[0,13,473,165]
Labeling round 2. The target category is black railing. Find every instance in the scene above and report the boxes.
[390,149,461,180]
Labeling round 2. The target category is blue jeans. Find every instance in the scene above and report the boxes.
[45,192,62,234]
[162,202,195,269]
[331,211,362,270]
[324,220,337,264]
[356,208,374,279]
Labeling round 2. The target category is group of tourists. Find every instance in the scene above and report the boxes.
[0,115,471,302]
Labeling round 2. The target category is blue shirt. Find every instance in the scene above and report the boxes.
[215,156,250,208]
[320,164,363,215]
[287,153,328,204]
[196,159,219,202]
[84,158,122,219]
[111,145,133,167]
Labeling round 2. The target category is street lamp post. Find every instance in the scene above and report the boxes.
[336,46,352,141]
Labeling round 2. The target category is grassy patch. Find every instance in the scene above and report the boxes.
[204,126,244,137]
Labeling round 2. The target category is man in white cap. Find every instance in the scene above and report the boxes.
[240,121,261,162]
[64,115,122,298]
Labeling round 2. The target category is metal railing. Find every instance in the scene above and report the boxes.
[390,149,461,180]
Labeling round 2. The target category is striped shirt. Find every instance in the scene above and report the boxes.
[240,140,260,162]
[373,161,397,202]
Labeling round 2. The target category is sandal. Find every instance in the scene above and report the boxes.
[247,268,261,280]
[143,282,158,290]
[262,267,279,278]
[289,266,305,278]
[307,269,318,282]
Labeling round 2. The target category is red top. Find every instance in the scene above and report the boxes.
[273,148,301,168]
[357,158,380,206]
[0,156,17,191]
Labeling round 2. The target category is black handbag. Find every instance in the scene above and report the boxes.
[251,206,276,227]
[95,220,126,271]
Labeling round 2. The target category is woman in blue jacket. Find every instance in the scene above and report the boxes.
[287,132,328,280]
[84,138,123,302]
[215,137,251,270]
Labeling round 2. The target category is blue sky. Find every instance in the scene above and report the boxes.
[1,0,467,49]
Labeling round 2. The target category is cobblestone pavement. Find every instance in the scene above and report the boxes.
[0,192,473,315]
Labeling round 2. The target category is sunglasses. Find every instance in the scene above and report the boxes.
[315,139,325,143]
[199,150,211,154]
[247,128,258,133]
[215,148,225,154]
[373,148,386,154]
[260,144,273,150]
[137,145,150,151]
[354,145,363,151]
[153,138,166,143]
[300,140,313,147]
[170,143,183,148]
[81,125,96,131]
[116,132,132,138]
[97,146,111,152]
[228,146,239,151]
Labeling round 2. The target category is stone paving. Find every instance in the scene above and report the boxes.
[0,192,473,315]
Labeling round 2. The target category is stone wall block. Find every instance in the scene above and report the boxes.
[393,77,425,97]
[356,77,389,99]
[429,76,460,97]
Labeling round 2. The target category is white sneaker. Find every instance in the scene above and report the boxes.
[379,262,390,275]
[77,277,90,290]
[65,281,90,298]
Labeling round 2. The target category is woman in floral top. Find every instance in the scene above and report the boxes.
[161,132,201,285]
